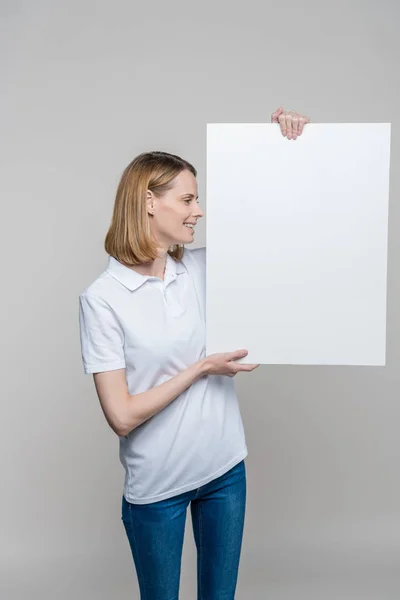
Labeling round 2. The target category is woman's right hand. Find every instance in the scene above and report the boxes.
[202,349,259,377]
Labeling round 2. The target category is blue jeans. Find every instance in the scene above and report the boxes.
[121,459,247,600]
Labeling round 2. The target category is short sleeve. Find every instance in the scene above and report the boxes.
[187,246,206,274]
[79,293,126,374]
[194,247,206,271]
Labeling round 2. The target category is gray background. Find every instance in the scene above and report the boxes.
[1,1,399,598]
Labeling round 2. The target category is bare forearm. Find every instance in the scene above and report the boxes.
[121,359,209,435]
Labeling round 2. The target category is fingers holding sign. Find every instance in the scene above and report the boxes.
[271,107,311,140]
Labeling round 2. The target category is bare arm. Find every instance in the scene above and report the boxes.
[93,359,208,437]
[93,349,258,437]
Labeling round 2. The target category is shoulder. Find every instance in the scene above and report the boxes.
[80,276,107,299]
[79,263,120,305]
[79,271,123,326]
[182,246,206,269]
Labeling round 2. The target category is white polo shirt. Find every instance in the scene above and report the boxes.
[78,247,248,504]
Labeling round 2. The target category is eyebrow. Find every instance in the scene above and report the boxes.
[181,194,199,199]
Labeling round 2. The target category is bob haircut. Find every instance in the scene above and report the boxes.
[104,150,197,266]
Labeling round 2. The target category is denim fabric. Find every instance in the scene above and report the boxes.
[121,459,247,600]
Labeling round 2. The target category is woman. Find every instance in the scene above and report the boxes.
[79,106,310,600]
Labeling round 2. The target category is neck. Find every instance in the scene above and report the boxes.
[129,248,168,280]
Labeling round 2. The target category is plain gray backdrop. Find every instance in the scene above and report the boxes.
[1,1,399,599]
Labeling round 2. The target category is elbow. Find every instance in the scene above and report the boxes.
[108,396,140,436]
[108,414,131,437]
[116,401,143,436]
[112,401,136,437]
[115,425,127,437]
[114,418,137,437]
[114,420,130,437]
[113,427,132,437]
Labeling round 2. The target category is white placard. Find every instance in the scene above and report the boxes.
[206,123,391,366]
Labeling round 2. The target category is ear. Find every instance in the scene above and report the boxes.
[146,190,155,215]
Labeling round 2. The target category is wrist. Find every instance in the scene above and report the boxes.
[196,357,209,377]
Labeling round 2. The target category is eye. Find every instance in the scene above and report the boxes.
[184,199,192,204]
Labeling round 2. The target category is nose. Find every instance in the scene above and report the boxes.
[193,203,204,219]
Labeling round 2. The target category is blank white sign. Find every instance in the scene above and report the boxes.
[206,123,391,366]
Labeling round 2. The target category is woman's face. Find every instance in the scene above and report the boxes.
[147,169,204,248]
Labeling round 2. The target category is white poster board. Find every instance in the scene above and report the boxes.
[206,123,391,366]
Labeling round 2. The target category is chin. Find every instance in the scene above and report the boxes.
[170,240,192,248]
[172,236,194,246]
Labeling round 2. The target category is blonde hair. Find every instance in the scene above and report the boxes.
[104,151,197,266]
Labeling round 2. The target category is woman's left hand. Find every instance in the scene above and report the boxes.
[271,107,311,140]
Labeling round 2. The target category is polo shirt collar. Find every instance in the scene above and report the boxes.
[106,254,186,292]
